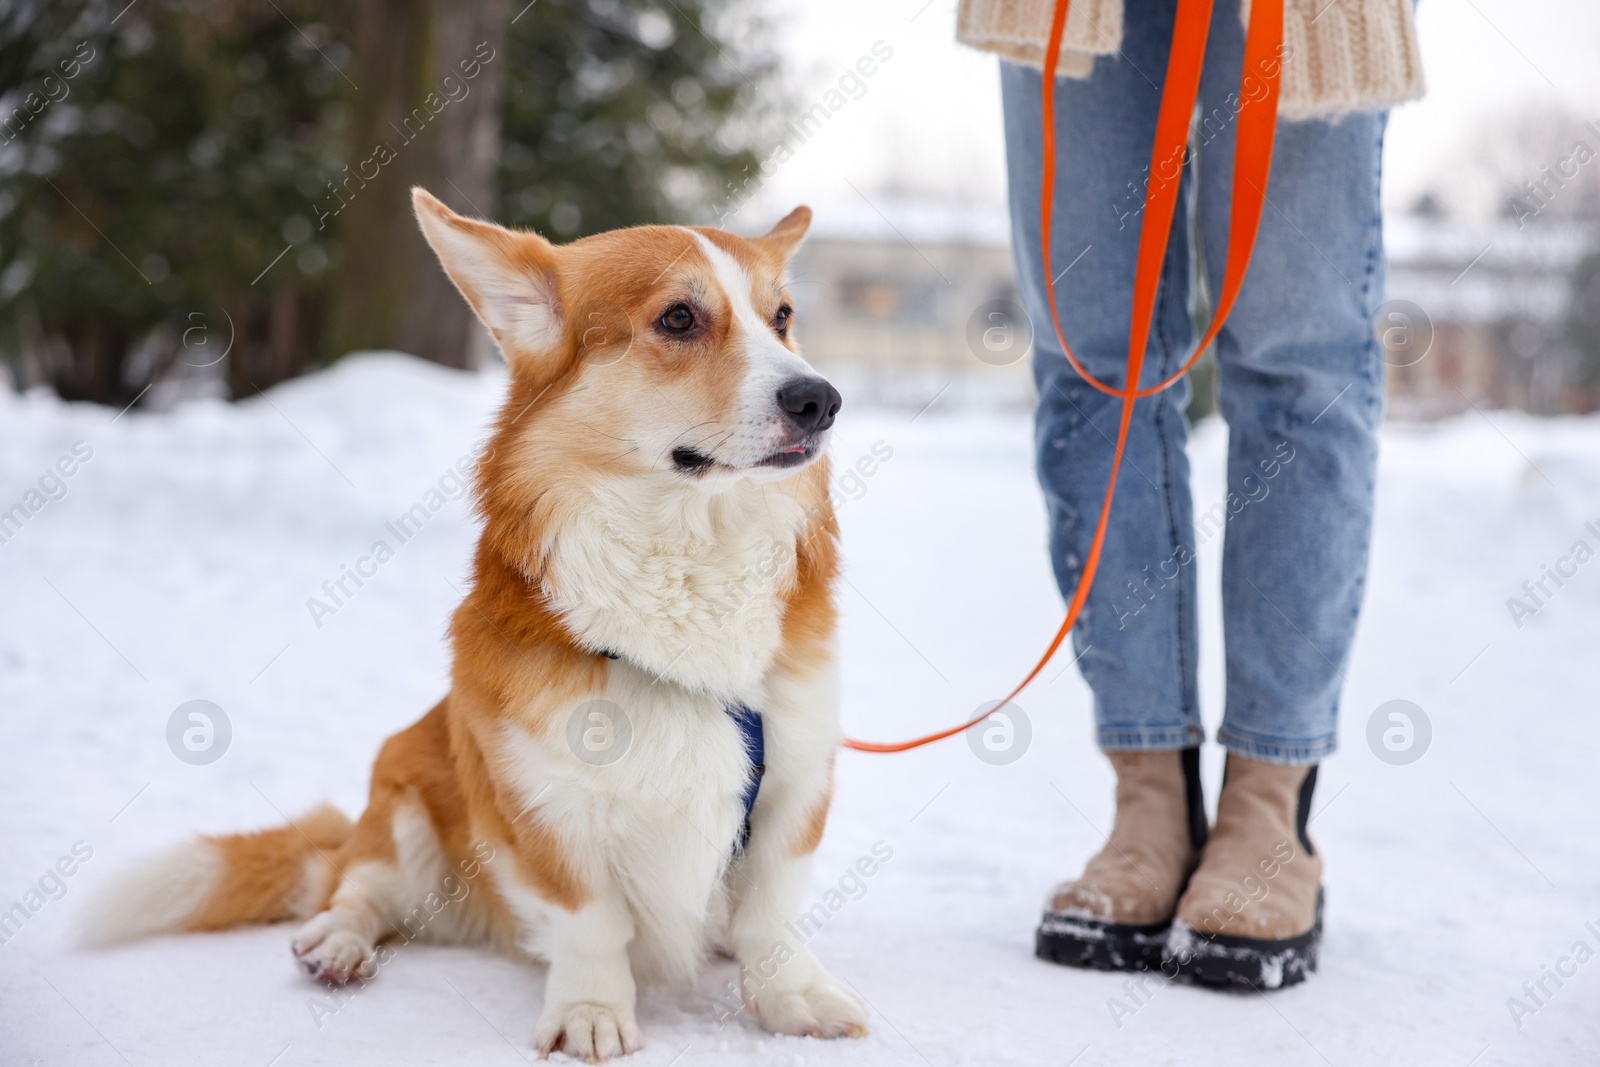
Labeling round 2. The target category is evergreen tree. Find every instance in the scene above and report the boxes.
[0,0,348,404]
[499,0,778,238]
[0,0,781,405]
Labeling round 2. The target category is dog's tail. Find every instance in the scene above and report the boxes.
[80,804,353,947]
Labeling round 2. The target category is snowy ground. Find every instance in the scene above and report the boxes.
[2,353,1597,1066]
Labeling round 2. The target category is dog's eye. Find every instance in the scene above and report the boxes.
[773,304,792,338]
[660,304,695,334]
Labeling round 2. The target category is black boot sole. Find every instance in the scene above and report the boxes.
[1036,912,1174,973]
[1168,889,1324,990]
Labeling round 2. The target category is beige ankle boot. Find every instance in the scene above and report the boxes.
[1169,755,1324,989]
[1036,748,1207,971]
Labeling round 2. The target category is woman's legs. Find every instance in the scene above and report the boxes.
[1013,0,1387,983]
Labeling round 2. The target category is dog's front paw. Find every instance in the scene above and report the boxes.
[291,911,375,985]
[751,978,869,1039]
[534,1001,642,1062]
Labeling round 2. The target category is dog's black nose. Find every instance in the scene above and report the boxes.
[776,377,841,434]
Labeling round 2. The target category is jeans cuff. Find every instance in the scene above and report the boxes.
[1216,726,1336,766]
[1097,725,1206,751]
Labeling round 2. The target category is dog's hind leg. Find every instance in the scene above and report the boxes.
[291,789,429,984]
[293,702,477,983]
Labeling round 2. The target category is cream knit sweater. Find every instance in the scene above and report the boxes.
[956,0,1424,120]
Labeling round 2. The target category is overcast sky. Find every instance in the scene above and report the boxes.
[728,0,1600,234]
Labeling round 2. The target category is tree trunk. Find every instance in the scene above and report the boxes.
[228,291,322,400]
[52,317,132,406]
[331,0,507,369]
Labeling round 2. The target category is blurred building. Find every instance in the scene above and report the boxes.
[788,200,1600,418]
[788,201,1035,409]
[1385,215,1600,417]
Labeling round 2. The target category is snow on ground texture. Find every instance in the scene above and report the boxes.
[1,353,1597,1066]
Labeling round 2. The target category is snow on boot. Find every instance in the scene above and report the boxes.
[1168,755,1324,990]
[1036,748,1207,972]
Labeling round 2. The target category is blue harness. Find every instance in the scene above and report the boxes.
[726,703,765,851]
[600,651,764,851]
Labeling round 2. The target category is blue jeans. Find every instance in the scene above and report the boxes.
[1001,0,1386,764]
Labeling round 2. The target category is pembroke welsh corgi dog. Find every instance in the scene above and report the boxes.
[84,188,865,1060]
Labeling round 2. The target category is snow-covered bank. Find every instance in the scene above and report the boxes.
[2,354,1596,1065]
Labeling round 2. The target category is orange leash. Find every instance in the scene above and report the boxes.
[841,0,1282,754]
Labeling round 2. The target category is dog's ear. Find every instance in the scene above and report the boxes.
[759,205,812,261]
[412,187,563,365]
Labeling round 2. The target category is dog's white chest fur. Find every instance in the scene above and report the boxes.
[496,659,754,980]
[541,478,806,701]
